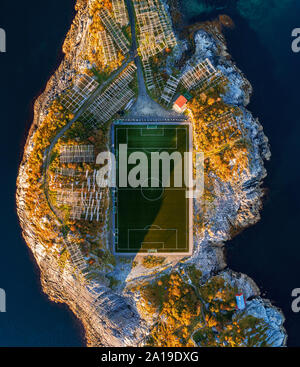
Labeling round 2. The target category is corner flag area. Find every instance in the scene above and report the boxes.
[112,122,193,255]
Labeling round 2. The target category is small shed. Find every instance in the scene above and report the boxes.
[235,293,246,310]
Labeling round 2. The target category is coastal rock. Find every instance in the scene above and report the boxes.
[194,30,219,62]
[245,298,286,346]
[220,269,260,299]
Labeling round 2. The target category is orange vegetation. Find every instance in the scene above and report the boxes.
[133,271,204,347]
[63,0,125,74]
[23,100,71,247]
[189,94,249,179]
[134,273,269,347]
[84,0,124,73]
[193,276,269,347]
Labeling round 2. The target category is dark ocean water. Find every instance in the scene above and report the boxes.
[0,0,299,347]
[0,0,84,346]
[180,0,300,346]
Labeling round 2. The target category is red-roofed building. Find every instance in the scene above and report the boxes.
[173,95,188,113]
[235,293,246,310]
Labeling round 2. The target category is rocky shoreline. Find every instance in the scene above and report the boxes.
[182,23,287,346]
[17,0,287,346]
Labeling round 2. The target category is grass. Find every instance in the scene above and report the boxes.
[107,275,120,289]
[142,256,165,268]
[61,225,70,238]
[114,123,191,254]
[186,264,202,286]
[91,68,110,84]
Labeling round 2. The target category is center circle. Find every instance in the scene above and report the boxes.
[141,178,164,201]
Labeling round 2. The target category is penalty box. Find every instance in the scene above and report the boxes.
[112,121,193,255]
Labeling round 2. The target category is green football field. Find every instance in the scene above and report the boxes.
[113,122,192,255]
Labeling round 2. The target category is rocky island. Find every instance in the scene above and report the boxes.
[17,0,287,347]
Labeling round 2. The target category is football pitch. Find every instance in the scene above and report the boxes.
[112,122,193,255]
